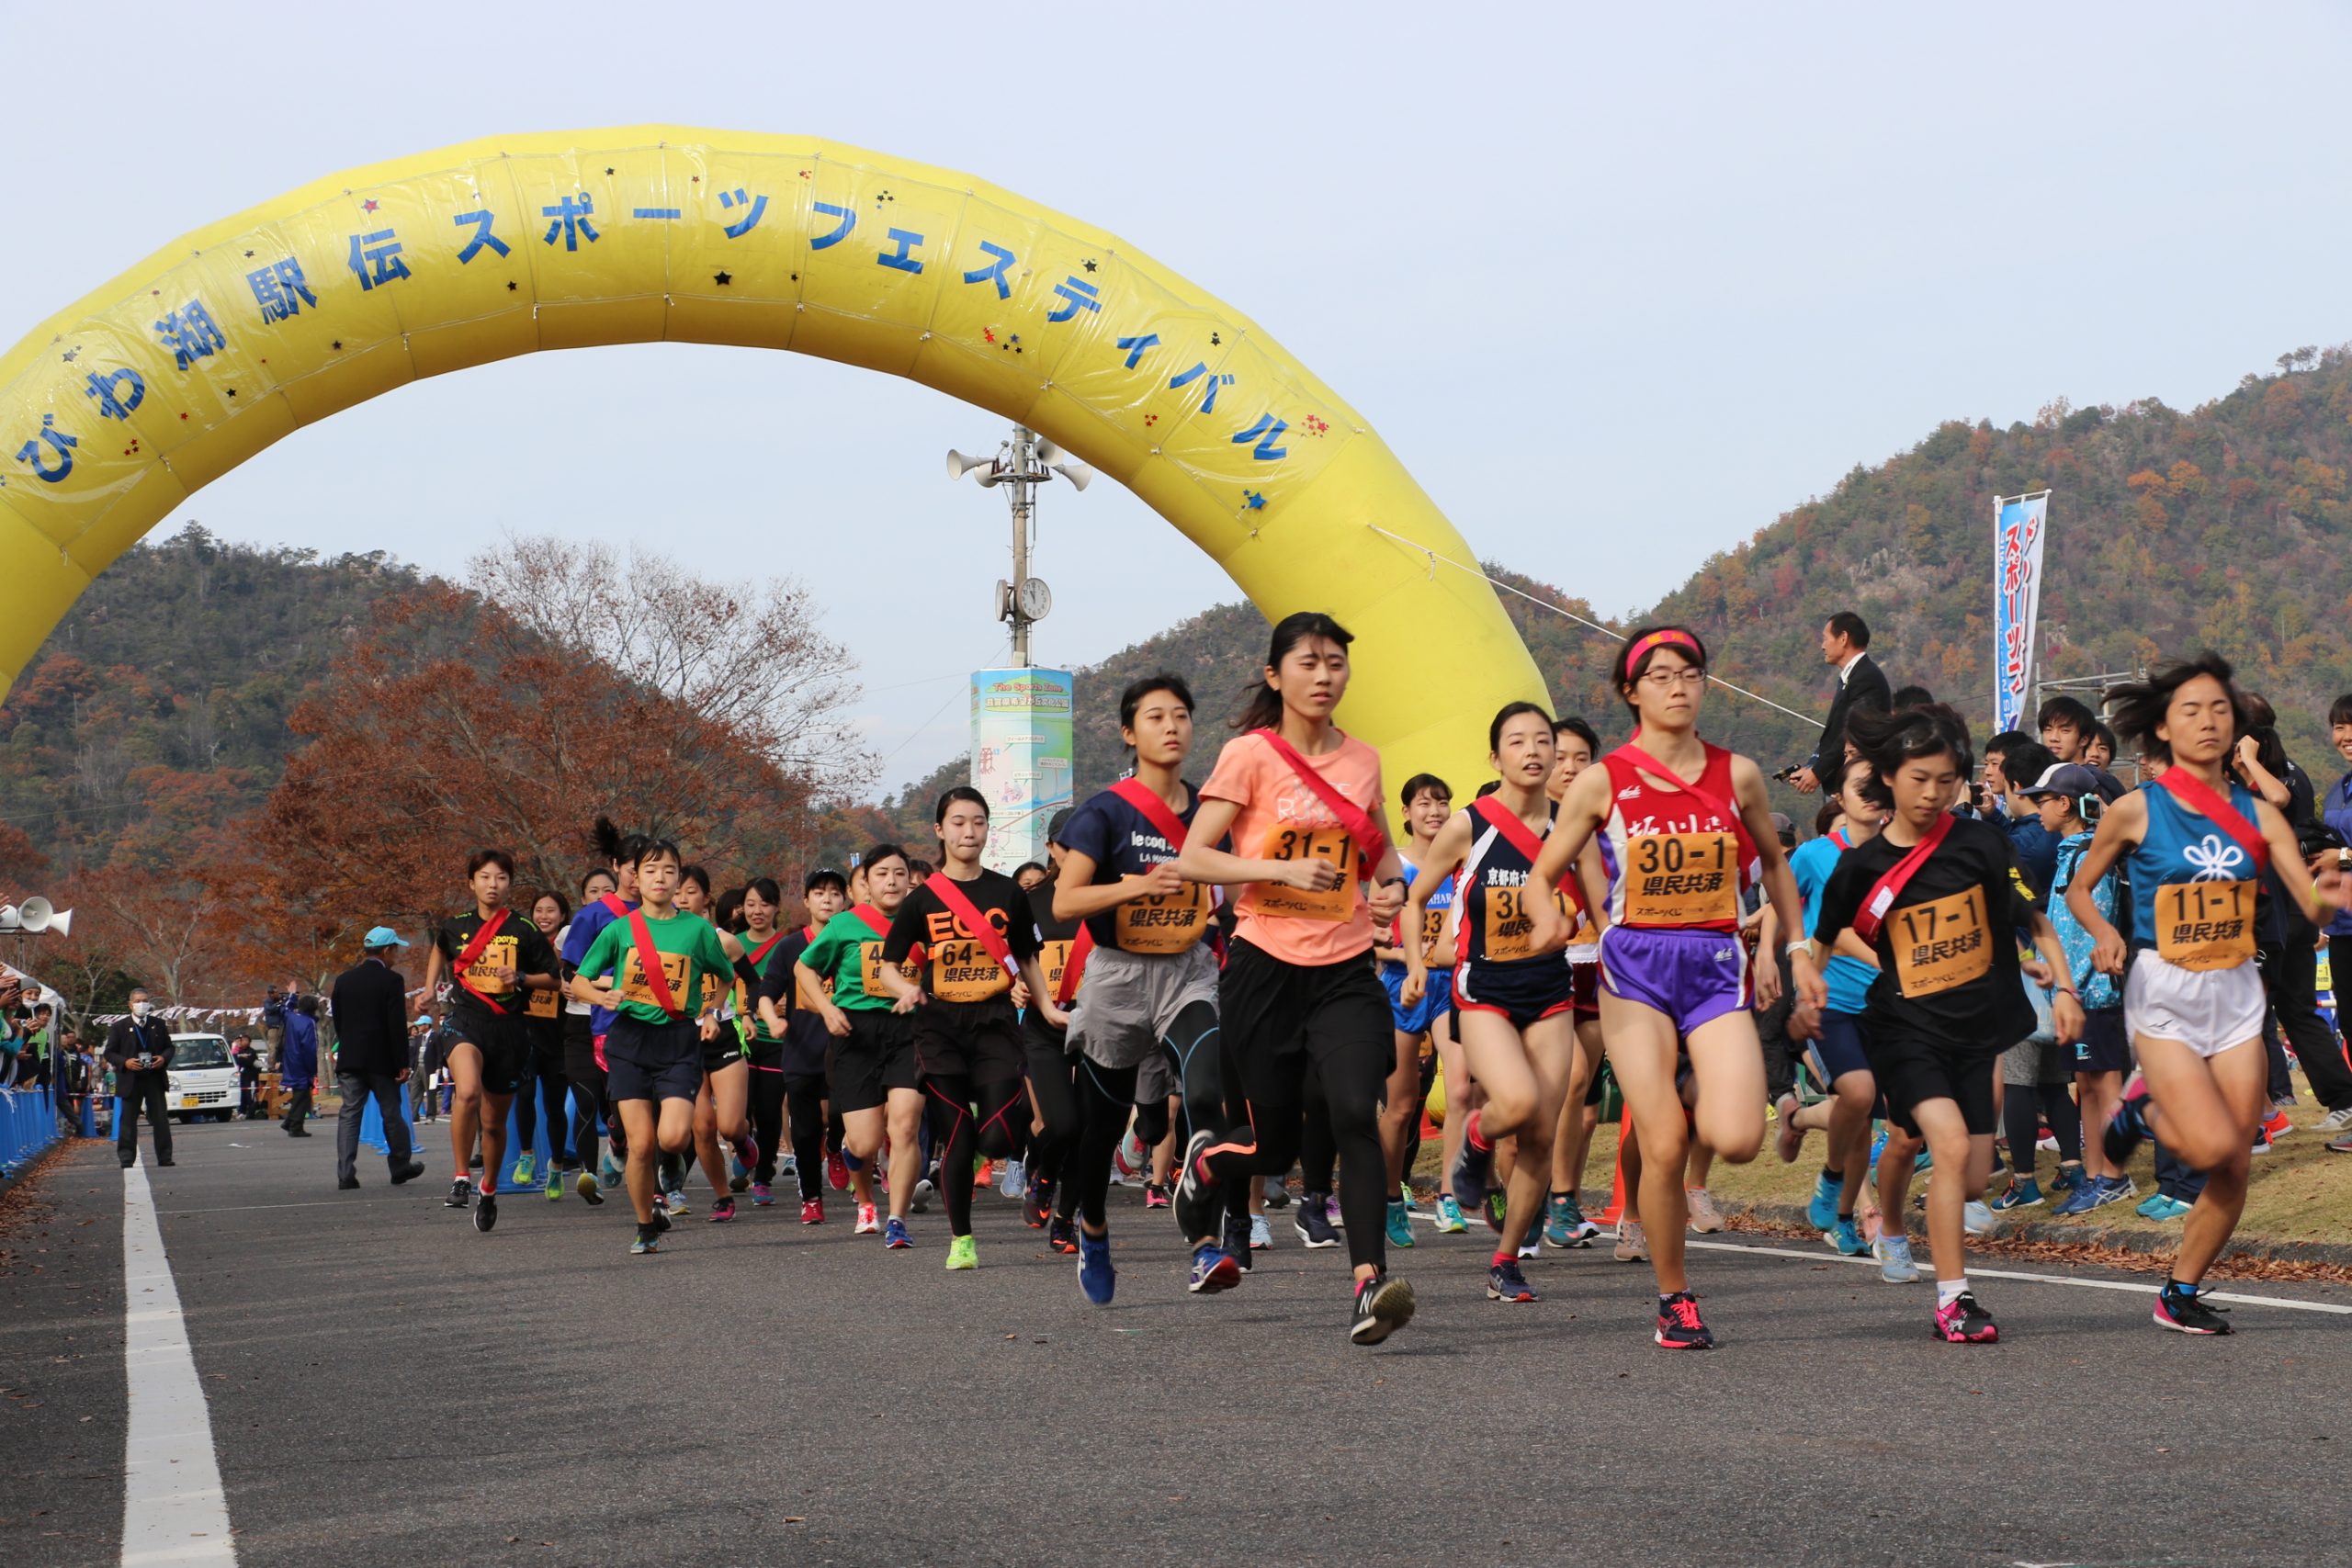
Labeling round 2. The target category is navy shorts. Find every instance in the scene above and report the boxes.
[605,1016,704,1105]
[1453,954,1577,1032]
[2074,1008,2131,1075]
[1807,1010,1872,1085]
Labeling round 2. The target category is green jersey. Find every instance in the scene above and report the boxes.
[577,907,735,1026]
[797,904,897,1012]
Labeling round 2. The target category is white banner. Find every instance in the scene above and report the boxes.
[1993,491,2051,734]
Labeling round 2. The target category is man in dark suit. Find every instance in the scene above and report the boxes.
[1790,610,1892,795]
[104,989,176,1169]
[331,926,426,1190]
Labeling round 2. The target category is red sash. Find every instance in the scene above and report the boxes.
[1250,728,1391,872]
[1851,813,1955,946]
[451,909,512,1016]
[1611,741,1757,866]
[1054,928,1096,1008]
[2156,769,2269,876]
[597,893,628,919]
[748,931,786,970]
[1472,793,1586,919]
[844,904,889,942]
[1110,776,1193,852]
[924,875,1023,988]
[624,908,685,1021]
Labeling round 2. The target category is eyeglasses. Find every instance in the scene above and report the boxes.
[1637,670,1708,690]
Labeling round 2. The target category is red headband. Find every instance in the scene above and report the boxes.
[1625,628,1702,667]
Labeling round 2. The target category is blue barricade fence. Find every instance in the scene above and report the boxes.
[0,1081,63,1179]
[359,1078,599,1187]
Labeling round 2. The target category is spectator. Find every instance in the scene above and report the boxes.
[1981,732,2060,896]
[231,1033,262,1118]
[331,927,426,1190]
[104,989,176,1168]
[279,995,320,1137]
[22,1003,51,1089]
[1790,610,1892,794]
[2037,695,2128,801]
[411,1014,444,1123]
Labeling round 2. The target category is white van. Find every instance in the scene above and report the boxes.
[166,1033,241,1122]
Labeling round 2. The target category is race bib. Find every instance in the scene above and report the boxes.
[525,985,560,1020]
[856,940,887,998]
[462,934,520,997]
[1480,885,1575,964]
[1623,832,1740,926]
[618,948,693,1010]
[1241,824,1357,922]
[929,938,1012,1003]
[1891,886,1991,998]
[2155,880,2256,972]
[1037,939,1075,998]
[1419,906,1449,955]
[1114,880,1210,953]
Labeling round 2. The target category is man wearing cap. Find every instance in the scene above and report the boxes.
[331,926,427,1190]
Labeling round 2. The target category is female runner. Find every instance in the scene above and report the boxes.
[677,865,759,1224]
[797,846,919,1242]
[1172,612,1417,1346]
[1542,715,1611,1249]
[1375,772,1454,1250]
[1523,626,1823,1348]
[563,865,625,1203]
[1020,818,1086,1258]
[2065,654,2351,1333]
[730,878,791,1207]
[759,869,849,1223]
[516,890,574,1200]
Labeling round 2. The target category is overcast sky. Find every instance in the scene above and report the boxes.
[6,2,2347,787]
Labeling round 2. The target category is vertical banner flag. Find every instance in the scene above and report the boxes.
[1993,491,2052,735]
[969,668,1075,875]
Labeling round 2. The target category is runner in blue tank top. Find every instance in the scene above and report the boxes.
[2064,654,2352,1334]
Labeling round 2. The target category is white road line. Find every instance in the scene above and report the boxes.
[119,1160,237,1566]
[1687,1236,2352,1316]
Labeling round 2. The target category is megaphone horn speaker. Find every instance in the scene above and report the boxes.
[1049,460,1094,492]
[44,908,71,939]
[946,448,994,480]
[1034,437,1069,467]
[16,896,51,932]
[0,904,17,932]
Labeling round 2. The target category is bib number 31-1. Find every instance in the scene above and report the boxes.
[1244,826,1356,922]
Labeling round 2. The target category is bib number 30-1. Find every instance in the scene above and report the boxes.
[1892,886,1991,998]
[1623,832,1738,926]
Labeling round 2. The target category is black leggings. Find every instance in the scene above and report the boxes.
[563,1018,607,1171]
[1025,1021,1083,1199]
[2004,1079,2082,1182]
[786,1075,828,1201]
[1299,1065,1337,1195]
[749,1066,786,1185]
[924,1072,1027,1236]
[1074,1055,1139,1230]
[520,1049,571,1168]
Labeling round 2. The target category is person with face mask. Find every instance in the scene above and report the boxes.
[104,990,178,1169]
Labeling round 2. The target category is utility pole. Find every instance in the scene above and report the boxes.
[947,423,1092,664]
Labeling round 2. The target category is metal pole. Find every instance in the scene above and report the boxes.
[1009,425,1035,667]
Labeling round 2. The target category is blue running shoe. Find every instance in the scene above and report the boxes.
[2052,1178,2101,1217]
[1990,1177,2042,1212]
[1450,1117,1495,1222]
[2050,1161,2089,1196]
[1435,1194,1469,1234]
[2141,1194,2193,1222]
[1487,1259,1538,1303]
[1187,1242,1240,1294]
[1078,1231,1116,1304]
[1385,1197,1416,1249]
[2104,1091,2152,1167]
[1830,1215,1870,1256]
[883,1215,913,1249]
[1805,1172,1841,1232]
[1874,1234,1919,1283]
[2088,1174,2138,1211]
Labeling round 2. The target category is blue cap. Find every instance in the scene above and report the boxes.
[363,925,409,949]
[2020,762,2103,802]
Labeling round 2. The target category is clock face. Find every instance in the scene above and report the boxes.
[1019,578,1053,621]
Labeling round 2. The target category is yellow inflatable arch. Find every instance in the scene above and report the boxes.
[0,127,1544,802]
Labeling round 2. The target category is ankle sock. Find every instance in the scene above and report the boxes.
[1936,1277,1968,1309]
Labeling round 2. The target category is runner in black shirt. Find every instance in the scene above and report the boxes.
[1815,705,2081,1343]
[757,867,848,1224]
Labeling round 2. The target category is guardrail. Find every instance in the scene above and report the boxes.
[0,1080,67,1179]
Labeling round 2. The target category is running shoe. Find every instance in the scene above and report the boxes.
[1023,1175,1052,1230]
[2262,1109,2292,1147]
[1874,1233,1920,1283]
[577,1168,605,1206]
[1517,1239,1540,1260]
[1449,1116,1495,1222]
[1385,1197,1416,1249]
[708,1197,736,1224]
[2154,1282,2232,1335]
[1990,1177,2042,1212]
[1654,1291,1713,1349]
[910,1178,933,1213]
[630,1224,662,1256]
[1544,1192,1600,1249]
[1483,1190,1508,1235]
[514,1153,536,1185]
[1115,1128,1146,1179]
[944,1234,978,1270]
[1350,1273,1417,1346]
[663,1190,691,1217]
[545,1166,565,1201]
[1188,1242,1241,1294]
[2050,1161,2089,1196]
[779,1152,797,1179]
[2089,1174,2138,1210]
[1171,1130,1220,1243]
[2103,1089,2153,1167]
[1078,1232,1115,1303]
[1487,1259,1538,1303]
[2330,1129,2352,1155]
[1295,1194,1340,1249]
[883,1215,913,1248]
[800,1196,824,1225]
[1613,1218,1647,1262]
[1434,1194,1469,1234]
[446,1178,473,1210]
[1144,1182,1171,1211]
[1830,1215,1869,1257]
[1261,1179,1291,1210]
[1248,1214,1272,1251]
[1226,1212,1256,1272]
[854,1201,880,1235]
[650,1207,673,1235]
[469,1152,483,1170]
[600,1156,623,1188]
[1804,1171,1840,1233]
[1048,1216,1080,1255]
[751,1181,775,1207]
[827,1148,850,1190]
[1325,1193,1345,1229]
[729,1170,751,1194]
[1932,1291,1999,1343]
[1686,1186,1725,1234]
[2051,1178,2102,1218]
[1962,1200,1997,1236]
[999,1157,1026,1200]
[2319,1104,2352,1134]
[473,1191,498,1233]
[2136,1192,2192,1221]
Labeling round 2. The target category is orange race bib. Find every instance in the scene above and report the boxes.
[1114,881,1211,953]
[1623,832,1740,926]
[1037,939,1075,999]
[857,940,888,998]
[1241,824,1357,923]
[1420,906,1449,954]
[1480,884,1576,964]
[1891,886,1991,998]
[929,937,1012,1003]
[525,984,560,1020]
[462,933,521,995]
[618,947,694,1010]
[2155,881,2256,972]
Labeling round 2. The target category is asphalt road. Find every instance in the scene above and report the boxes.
[6,1117,2352,1568]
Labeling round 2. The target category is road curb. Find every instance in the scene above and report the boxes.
[1726,1198,2352,1269]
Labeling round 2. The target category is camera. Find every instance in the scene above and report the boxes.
[2078,794,2103,827]
[1770,763,1804,784]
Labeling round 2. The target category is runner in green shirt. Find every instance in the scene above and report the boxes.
[793,844,921,1242]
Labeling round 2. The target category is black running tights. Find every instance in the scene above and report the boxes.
[924,1072,1026,1236]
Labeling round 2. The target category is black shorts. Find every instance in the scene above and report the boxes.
[1864,1027,1996,1139]
[1571,960,1600,1021]
[524,1013,564,1070]
[829,1009,919,1114]
[912,998,1025,1086]
[1453,954,1577,1032]
[445,1003,528,1096]
[701,1027,746,1075]
[605,1015,704,1105]
[1218,938,1392,1114]
[1023,1011,1076,1088]
[2074,1008,2131,1075]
